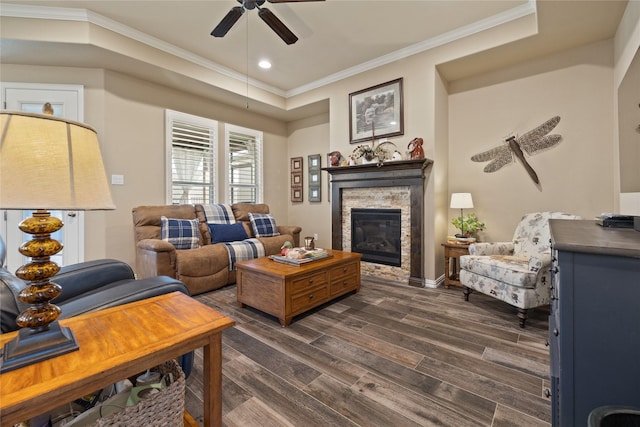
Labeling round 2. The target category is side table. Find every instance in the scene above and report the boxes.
[0,291,235,427]
[442,241,470,288]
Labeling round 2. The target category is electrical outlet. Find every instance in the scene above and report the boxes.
[314,233,318,241]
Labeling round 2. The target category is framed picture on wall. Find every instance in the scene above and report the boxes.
[291,157,302,172]
[291,172,302,186]
[291,186,302,203]
[291,157,303,202]
[308,154,321,202]
[349,78,404,144]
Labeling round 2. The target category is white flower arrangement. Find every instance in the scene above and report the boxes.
[351,144,375,161]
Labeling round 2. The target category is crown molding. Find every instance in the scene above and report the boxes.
[1,1,536,100]
[0,3,286,98]
[286,0,537,97]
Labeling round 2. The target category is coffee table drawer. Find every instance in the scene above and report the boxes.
[291,271,328,293]
[330,274,358,296]
[291,285,329,313]
[330,262,358,281]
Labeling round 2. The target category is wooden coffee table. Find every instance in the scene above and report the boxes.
[236,249,361,326]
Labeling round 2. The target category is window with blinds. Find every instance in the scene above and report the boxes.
[166,110,217,205]
[226,125,263,203]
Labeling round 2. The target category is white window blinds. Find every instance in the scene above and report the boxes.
[166,110,217,204]
[226,125,262,203]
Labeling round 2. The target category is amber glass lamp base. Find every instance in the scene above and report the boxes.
[0,210,79,373]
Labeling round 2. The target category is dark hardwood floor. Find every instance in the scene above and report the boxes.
[185,277,551,426]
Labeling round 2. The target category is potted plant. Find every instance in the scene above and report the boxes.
[451,213,485,238]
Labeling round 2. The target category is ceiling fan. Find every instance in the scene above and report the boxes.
[211,0,324,45]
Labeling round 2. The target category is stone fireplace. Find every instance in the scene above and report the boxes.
[324,159,432,287]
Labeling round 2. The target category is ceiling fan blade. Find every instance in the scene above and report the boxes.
[211,6,244,37]
[258,8,298,45]
[268,0,325,3]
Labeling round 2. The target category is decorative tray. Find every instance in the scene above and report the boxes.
[269,249,332,266]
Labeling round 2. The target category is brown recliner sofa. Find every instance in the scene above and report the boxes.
[132,203,301,295]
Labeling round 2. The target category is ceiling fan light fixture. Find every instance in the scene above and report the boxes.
[212,0,324,44]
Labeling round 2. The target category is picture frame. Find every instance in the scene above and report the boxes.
[291,157,302,172]
[291,172,302,186]
[308,154,321,203]
[309,154,320,170]
[291,186,303,203]
[349,78,404,144]
[290,156,303,202]
[309,187,320,202]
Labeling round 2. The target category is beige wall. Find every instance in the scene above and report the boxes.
[284,11,539,283]
[0,64,290,269]
[3,4,637,283]
[286,113,332,249]
[448,40,615,242]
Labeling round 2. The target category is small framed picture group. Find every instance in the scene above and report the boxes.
[290,154,322,203]
[308,154,321,202]
[290,157,303,202]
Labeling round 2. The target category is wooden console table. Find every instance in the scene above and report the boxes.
[0,291,235,427]
[237,250,361,326]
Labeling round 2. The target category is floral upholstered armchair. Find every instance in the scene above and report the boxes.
[459,212,580,327]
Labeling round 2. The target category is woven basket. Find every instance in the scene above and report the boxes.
[90,359,185,427]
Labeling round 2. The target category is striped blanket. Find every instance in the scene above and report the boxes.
[223,238,265,270]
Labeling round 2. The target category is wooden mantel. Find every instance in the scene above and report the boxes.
[323,158,433,287]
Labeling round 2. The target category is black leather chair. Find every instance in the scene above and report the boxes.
[0,236,194,376]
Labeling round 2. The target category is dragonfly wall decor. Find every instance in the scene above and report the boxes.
[471,116,562,184]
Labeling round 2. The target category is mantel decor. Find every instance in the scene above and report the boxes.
[349,78,404,144]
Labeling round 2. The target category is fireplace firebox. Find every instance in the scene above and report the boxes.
[351,208,401,267]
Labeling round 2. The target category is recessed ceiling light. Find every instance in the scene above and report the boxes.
[258,60,272,69]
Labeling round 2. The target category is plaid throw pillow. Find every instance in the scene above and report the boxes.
[248,213,280,238]
[203,204,236,224]
[160,216,200,249]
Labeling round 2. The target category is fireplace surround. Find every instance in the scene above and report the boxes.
[324,158,432,287]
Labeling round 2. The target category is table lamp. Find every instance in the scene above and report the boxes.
[450,193,474,237]
[0,110,115,372]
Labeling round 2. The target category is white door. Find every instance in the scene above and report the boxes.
[1,83,85,272]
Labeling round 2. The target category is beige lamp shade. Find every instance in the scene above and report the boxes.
[0,111,115,210]
[450,193,474,209]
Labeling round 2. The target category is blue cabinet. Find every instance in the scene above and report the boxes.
[549,220,640,426]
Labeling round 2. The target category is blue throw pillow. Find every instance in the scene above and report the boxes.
[160,216,200,250]
[209,222,249,244]
[248,213,280,238]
